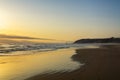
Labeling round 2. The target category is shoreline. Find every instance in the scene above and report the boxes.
[26,45,120,80]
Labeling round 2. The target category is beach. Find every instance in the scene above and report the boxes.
[26,45,120,80]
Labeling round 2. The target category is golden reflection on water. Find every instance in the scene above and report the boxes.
[0,48,80,80]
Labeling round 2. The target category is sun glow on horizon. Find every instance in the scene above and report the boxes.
[0,18,7,29]
[0,14,5,29]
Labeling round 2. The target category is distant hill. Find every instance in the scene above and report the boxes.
[74,37,120,44]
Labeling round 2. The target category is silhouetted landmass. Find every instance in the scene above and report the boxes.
[74,37,120,43]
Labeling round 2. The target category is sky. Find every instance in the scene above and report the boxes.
[0,0,120,41]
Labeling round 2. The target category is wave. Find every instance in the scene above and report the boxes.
[0,43,101,55]
[0,43,74,53]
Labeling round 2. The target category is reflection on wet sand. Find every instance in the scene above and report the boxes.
[0,48,81,80]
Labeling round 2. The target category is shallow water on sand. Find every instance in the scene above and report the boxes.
[0,48,81,80]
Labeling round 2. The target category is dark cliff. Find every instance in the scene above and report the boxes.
[74,37,120,43]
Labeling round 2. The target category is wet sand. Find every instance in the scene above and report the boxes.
[26,45,120,80]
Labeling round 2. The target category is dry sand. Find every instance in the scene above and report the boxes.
[26,45,120,80]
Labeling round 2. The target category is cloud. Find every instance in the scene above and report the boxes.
[0,34,53,40]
